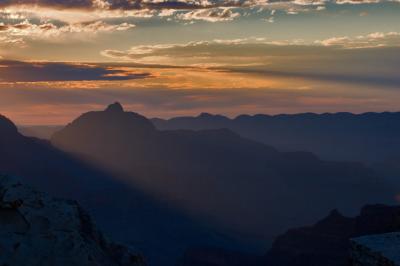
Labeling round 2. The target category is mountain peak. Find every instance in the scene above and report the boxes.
[199,112,213,118]
[105,102,124,113]
[328,209,343,218]
[0,114,18,135]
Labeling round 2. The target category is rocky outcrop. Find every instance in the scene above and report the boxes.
[0,175,145,266]
[264,205,400,266]
[350,232,400,266]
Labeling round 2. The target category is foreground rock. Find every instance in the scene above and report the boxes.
[350,232,400,266]
[264,205,400,266]
[0,175,145,266]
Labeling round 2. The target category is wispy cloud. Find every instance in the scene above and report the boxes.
[317,32,400,49]
[0,20,135,47]
[1,0,390,12]
[0,0,393,24]
[101,35,400,87]
[101,33,400,61]
[0,60,150,82]
[0,0,397,52]
[175,8,240,22]
[1,54,399,124]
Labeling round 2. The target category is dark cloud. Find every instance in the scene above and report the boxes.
[0,0,372,11]
[0,0,247,10]
[115,0,247,10]
[0,0,93,9]
[217,66,400,89]
[0,60,150,82]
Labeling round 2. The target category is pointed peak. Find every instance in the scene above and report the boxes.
[105,102,124,113]
[328,209,343,218]
[199,112,213,118]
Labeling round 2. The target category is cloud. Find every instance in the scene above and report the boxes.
[0,19,135,47]
[100,35,400,88]
[0,50,399,124]
[335,0,380,4]
[0,20,135,36]
[0,0,390,11]
[317,32,400,49]
[0,60,150,82]
[102,32,400,63]
[0,34,24,45]
[0,0,94,10]
[175,8,240,22]
[0,0,393,24]
[101,38,299,65]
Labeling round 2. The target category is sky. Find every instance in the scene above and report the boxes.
[0,0,400,125]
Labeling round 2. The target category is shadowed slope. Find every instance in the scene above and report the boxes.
[0,112,245,266]
[180,204,400,266]
[52,103,393,243]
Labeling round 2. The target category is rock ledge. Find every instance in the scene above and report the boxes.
[0,175,145,266]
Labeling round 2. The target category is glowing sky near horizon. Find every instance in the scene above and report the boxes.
[0,0,400,125]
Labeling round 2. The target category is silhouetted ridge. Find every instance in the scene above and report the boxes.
[52,103,156,153]
[0,114,18,136]
[314,209,352,233]
[49,104,394,265]
[199,112,213,118]
[152,111,400,162]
